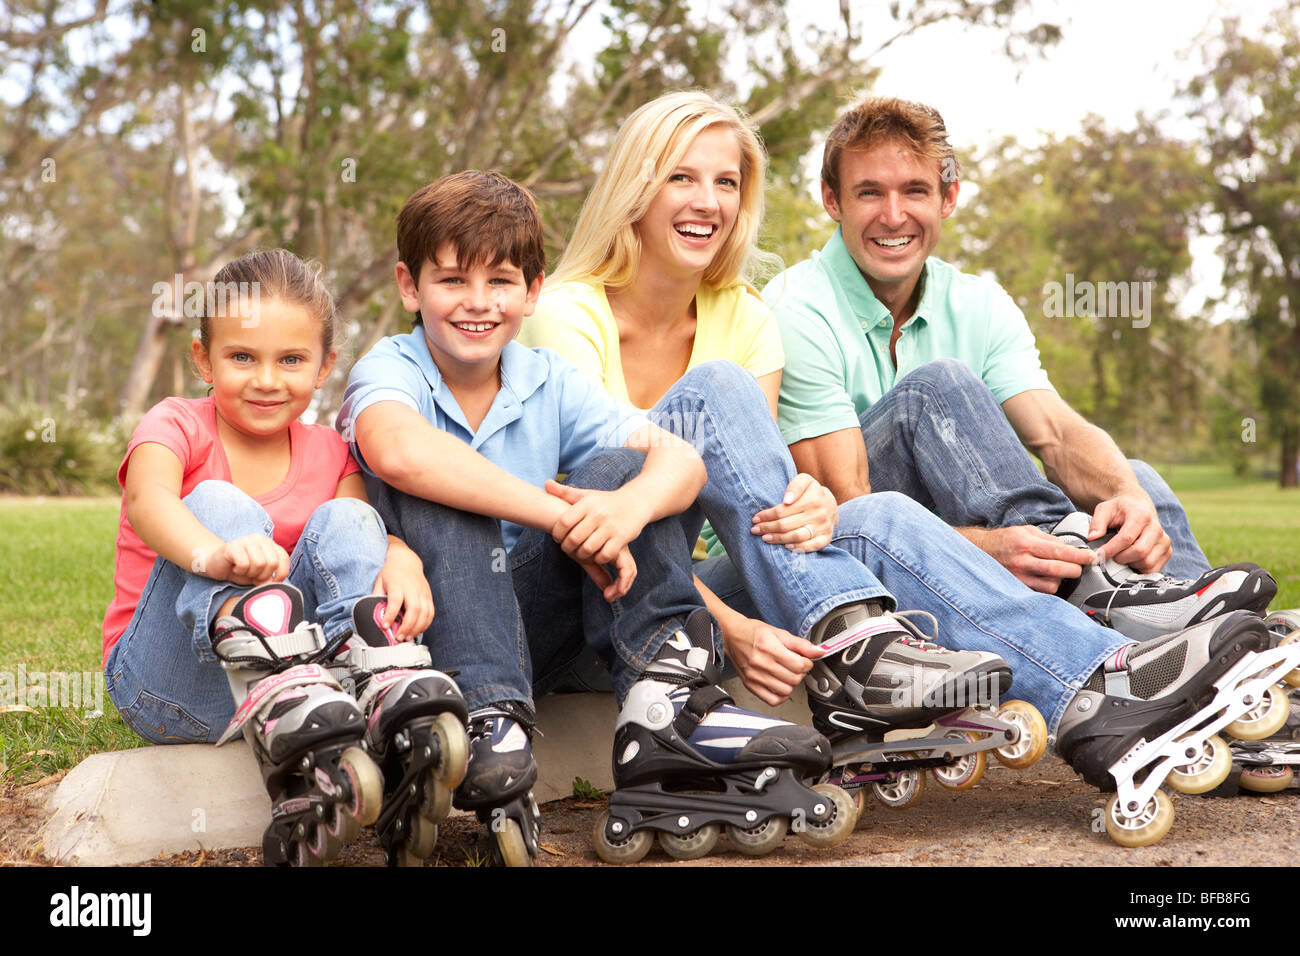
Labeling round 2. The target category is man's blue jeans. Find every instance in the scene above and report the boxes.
[857,358,1212,579]
[104,482,389,744]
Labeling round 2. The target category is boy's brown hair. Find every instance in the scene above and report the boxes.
[821,97,960,199]
[396,171,546,326]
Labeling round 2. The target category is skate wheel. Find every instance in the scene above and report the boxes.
[658,823,720,861]
[406,813,439,859]
[592,810,653,865]
[849,788,867,822]
[307,819,342,863]
[393,845,425,867]
[494,817,535,867]
[326,802,360,846]
[993,700,1048,769]
[1167,734,1232,795]
[433,711,470,788]
[871,765,926,810]
[1226,685,1290,741]
[727,814,788,857]
[931,733,986,791]
[421,776,453,825]
[1240,764,1294,793]
[294,838,325,867]
[339,746,383,826]
[1279,631,1300,688]
[796,783,855,849]
[1104,790,1174,848]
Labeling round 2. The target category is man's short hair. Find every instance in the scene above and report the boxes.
[821,97,960,198]
[396,171,546,323]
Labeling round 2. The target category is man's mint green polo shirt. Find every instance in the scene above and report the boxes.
[762,227,1053,446]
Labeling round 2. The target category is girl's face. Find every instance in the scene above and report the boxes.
[191,297,335,442]
[634,124,744,282]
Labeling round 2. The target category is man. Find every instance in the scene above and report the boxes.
[763,96,1274,635]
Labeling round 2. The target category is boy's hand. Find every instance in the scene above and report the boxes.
[723,616,824,707]
[205,535,291,586]
[751,474,839,552]
[372,546,434,641]
[545,480,639,601]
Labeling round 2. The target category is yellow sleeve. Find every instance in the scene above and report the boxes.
[520,282,615,388]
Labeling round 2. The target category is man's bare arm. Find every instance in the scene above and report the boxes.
[788,427,872,504]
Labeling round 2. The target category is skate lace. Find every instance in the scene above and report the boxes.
[891,609,941,649]
[1102,567,1194,621]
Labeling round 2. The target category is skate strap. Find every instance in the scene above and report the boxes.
[215,663,338,746]
[1101,645,1132,697]
[672,684,732,738]
[817,616,905,656]
[344,641,431,671]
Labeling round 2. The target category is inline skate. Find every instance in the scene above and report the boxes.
[1057,610,1300,846]
[804,604,1047,814]
[1051,512,1275,639]
[593,610,856,864]
[333,596,469,867]
[1228,608,1300,793]
[212,582,383,867]
[455,704,541,867]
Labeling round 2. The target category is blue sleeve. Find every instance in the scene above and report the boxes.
[546,354,649,473]
[337,344,428,469]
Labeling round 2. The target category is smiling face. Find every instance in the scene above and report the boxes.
[634,124,744,282]
[395,243,543,382]
[192,297,335,441]
[822,140,959,307]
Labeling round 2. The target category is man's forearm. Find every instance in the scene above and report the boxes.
[1041,420,1145,511]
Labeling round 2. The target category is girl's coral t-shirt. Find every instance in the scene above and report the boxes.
[101,397,360,663]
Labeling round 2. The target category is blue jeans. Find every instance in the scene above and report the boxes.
[104,481,388,744]
[365,449,714,716]
[859,359,1212,579]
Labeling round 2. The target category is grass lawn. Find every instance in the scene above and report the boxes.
[1,466,1297,786]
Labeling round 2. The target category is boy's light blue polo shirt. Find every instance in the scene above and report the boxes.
[338,331,648,551]
[763,228,1053,446]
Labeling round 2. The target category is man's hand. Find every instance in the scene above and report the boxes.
[1089,492,1171,573]
[545,481,638,601]
[751,473,839,552]
[960,525,1093,594]
[722,617,824,707]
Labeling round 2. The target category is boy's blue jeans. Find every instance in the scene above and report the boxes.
[365,450,712,717]
[104,481,388,744]
[856,359,1212,579]
[666,362,1129,734]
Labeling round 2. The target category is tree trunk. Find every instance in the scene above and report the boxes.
[1282,430,1299,488]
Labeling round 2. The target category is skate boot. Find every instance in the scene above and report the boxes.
[454,705,541,867]
[333,596,469,867]
[1051,512,1275,640]
[805,603,1046,814]
[1057,610,1300,846]
[212,582,383,867]
[593,609,856,864]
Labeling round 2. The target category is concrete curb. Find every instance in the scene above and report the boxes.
[41,681,809,865]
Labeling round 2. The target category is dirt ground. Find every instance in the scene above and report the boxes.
[4,754,1299,868]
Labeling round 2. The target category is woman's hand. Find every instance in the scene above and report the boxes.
[372,540,434,641]
[750,473,839,552]
[722,616,824,707]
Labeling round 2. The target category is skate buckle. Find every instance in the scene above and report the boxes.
[752,766,778,792]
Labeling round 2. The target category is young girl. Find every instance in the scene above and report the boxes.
[102,249,448,865]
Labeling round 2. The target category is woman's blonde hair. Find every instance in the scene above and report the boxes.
[553,90,774,291]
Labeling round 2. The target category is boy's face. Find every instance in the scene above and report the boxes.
[395,244,543,381]
[822,140,958,301]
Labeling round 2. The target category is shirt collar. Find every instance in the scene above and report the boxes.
[394,331,548,404]
[822,228,932,331]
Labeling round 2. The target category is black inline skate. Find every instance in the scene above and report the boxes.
[1228,608,1300,794]
[1057,610,1300,846]
[803,603,1046,815]
[212,582,383,867]
[454,704,541,867]
[593,610,856,864]
[333,596,469,866]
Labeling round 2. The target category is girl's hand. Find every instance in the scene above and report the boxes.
[750,474,839,553]
[722,616,824,707]
[206,535,291,586]
[372,544,434,641]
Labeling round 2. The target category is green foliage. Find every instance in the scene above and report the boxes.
[571,776,603,800]
[0,408,122,496]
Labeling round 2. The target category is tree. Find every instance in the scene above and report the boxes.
[1185,5,1300,487]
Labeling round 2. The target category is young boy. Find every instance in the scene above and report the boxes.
[337,171,852,865]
